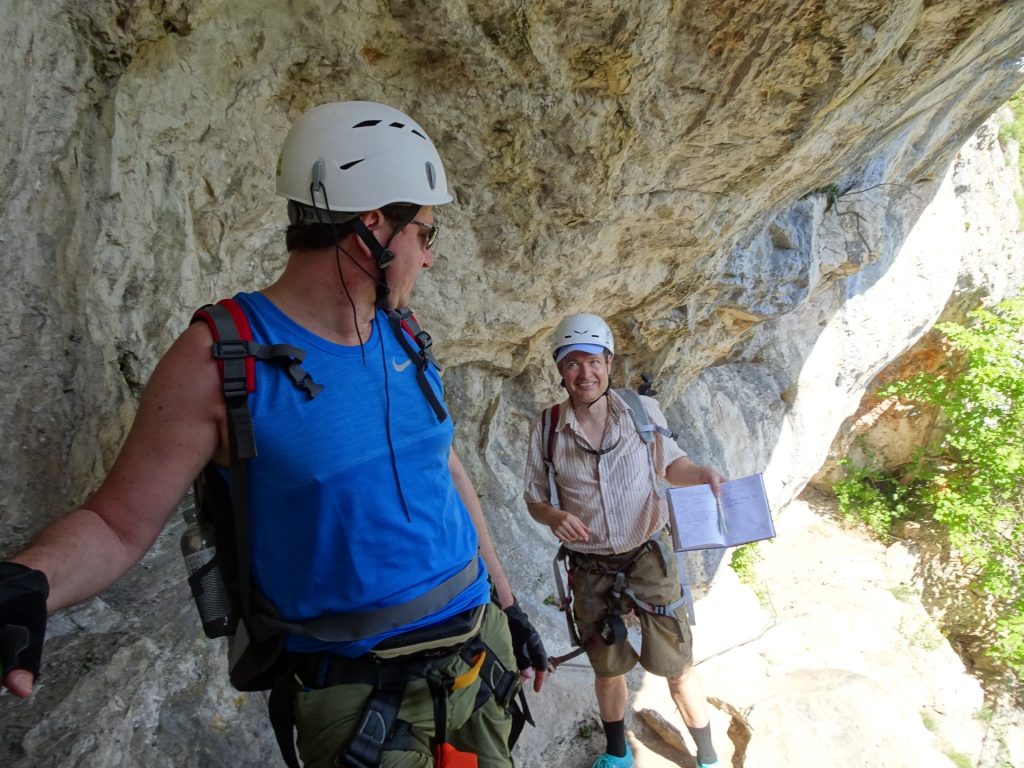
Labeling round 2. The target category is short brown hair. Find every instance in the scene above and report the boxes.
[285,203,420,252]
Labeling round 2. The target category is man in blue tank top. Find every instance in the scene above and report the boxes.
[0,102,548,767]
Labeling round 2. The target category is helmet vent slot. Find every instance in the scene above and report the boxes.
[389,121,405,128]
[411,129,426,139]
[339,159,364,171]
[353,119,381,128]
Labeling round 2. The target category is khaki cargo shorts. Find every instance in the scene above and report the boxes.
[571,530,693,678]
[292,602,516,768]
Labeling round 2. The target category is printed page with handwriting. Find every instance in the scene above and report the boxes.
[667,473,776,551]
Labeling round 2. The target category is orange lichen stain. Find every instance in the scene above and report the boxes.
[361,46,388,64]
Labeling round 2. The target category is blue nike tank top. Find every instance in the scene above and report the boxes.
[232,292,490,656]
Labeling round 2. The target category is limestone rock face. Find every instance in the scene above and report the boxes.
[1,2,1023,766]
[814,108,1024,491]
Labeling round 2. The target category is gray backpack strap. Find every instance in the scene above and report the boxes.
[257,558,479,642]
[615,391,695,624]
[615,388,676,443]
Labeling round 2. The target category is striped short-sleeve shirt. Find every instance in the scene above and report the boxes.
[523,390,687,555]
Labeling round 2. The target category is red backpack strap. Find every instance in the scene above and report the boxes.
[193,300,259,384]
[191,298,324,462]
[541,403,562,507]
[191,299,258,461]
[392,306,440,370]
[542,403,561,464]
[189,298,321,638]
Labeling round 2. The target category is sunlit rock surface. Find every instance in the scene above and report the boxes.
[1,2,1023,766]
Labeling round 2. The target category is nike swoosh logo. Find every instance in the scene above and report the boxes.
[392,357,412,373]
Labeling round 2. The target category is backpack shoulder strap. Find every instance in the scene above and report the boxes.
[614,388,676,444]
[386,307,448,422]
[390,307,440,369]
[189,298,324,619]
[542,403,561,464]
[541,403,562,507]
[192,300,259,461]
[191,299,324,461]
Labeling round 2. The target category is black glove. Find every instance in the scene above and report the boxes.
[503,599,548,672]
[0,562,49,681]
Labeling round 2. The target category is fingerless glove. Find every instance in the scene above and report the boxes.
[0,562,49,680]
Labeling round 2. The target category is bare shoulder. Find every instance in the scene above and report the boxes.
[135,322,227,445]
[148,321,222,403]
[84,322,227,548]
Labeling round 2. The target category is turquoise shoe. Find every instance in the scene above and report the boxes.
[591,743,633,768]
[698,761,720,768]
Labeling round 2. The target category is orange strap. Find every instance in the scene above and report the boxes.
[434,743,478,768]
[451,651,486,691]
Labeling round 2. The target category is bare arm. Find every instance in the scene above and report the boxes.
[664,455,726,495]
[526,500,591,544]
[449,448,514,609]
[12,322,226,611]
[455,450,549,691]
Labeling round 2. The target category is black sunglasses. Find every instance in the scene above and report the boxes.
[410,219,439,249]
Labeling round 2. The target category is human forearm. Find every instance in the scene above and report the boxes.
[450,450,514,608]
[12,507,152,612]
[526,500,591,543]
[471,510,514,609]
[664,456,726,494]
[10,324,225,612]
[525,500,562,528]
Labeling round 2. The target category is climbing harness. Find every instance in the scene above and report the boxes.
[547,535,692,670]
[295,605,529,768]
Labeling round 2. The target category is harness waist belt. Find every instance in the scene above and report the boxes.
[567,538,655,573]
[262,558,478,643]
[373,604,485,660]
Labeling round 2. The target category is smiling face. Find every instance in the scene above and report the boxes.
[557,349,612,404]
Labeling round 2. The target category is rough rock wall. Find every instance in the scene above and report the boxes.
[806,109,1024,697]
[2,1,1024,766]
[813,108,1024,490]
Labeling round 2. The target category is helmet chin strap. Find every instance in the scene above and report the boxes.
[349,207,419,311]
[346,218,395,309]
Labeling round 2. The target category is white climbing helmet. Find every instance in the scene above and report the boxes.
[275,101,453,214]
[551,313,615,362]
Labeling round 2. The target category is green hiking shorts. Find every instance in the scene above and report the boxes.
[292,601,517,768]
[571,530,693,678]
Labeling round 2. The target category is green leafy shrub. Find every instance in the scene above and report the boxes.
[730,542,761,583]
[834,297,1024,681]
[834,457,912,536]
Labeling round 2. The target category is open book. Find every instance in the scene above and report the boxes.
[666,473,776,551]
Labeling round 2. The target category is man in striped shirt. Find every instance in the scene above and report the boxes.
[523,313,724,768]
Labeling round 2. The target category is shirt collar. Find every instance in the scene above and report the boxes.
[558,389,624,432]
